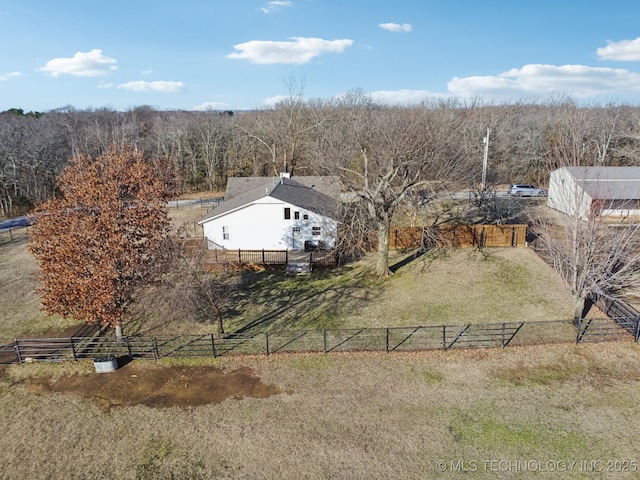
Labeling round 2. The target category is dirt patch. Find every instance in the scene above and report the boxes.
[24,362,283,410]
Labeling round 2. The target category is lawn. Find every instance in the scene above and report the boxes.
[2,342,640,479]
[1,201,598,344]
[2,202,639,478]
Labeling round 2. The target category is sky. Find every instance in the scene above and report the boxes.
[3,0,640,112]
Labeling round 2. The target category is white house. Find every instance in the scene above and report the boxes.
[547,166,640,219]
[197,174,340,251]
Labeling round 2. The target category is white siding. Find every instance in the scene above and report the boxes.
[547,167,592,219]
[201,195,337,250]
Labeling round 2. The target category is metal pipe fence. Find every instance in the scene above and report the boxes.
[2,316,638,365]
[0,225,29,244]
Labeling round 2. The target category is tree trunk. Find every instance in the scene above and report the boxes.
[215,313,224,334]
[211,298,225,334]
[376,220,391,276]
[115,322,123,339]
[573,295,586,321]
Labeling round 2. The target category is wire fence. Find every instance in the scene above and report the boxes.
[167,198,223,209]
[2,316,638,365]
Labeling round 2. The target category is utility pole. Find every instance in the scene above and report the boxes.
[481,128,490,191]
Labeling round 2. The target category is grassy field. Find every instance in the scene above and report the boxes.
[2,343,640,479]
[1,202,600,344]
[2,201,640,478]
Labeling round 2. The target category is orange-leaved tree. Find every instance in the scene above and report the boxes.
[29,146,175,337]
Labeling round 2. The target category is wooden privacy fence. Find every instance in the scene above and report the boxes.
[385,224,527,250]
[438,224,527,248]
[181,224,527,268]
[2,316,638,365]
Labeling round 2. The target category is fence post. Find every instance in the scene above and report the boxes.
[14,339,22,364]
[70,337,77,361]
[576,318,582,344]
[153,336,159,360]
[501,324,506,348]
[323,329,327,353]
[635,317,640,343]
[385,328,390,353]
[238,249,242,262]
[511,226,516,247]
[265,332,270,356]
[442,326,446,350]
[211,333,217,358]
[125,336,132,357]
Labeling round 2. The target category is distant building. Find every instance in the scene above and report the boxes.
[547,166,640,219]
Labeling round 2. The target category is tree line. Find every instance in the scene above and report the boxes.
[3,94,640,218]
[21,91,640,333]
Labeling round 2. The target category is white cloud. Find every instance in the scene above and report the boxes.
[227,37,353,64]
[378,23,412,33]
[117,81,186,92]
[141,68,153,75]
[597,37,640,61]
[261,1,292,13]
[0,71,22,80]
[261,95,290,106]
[193,101,231,111]
[97,81,113,89]
[447,64,640,99]
[38,49,117,77]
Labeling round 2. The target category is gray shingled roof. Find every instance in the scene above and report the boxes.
[225,175,340,200]
[198,176,339,223]
[564,166,640,200]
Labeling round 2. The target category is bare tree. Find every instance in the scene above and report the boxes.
[532,168,640,320]
[234,77,326,176]
[193,114,233,191]
[173,247,231,334]
[316,93,469,275]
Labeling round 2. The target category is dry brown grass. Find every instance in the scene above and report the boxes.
[0,203,211,343]
[0,237,81,343]
[342,247,586,327]
[3,202,640,478]
[169,203,211,239]
[2,342,640,479]
[1,202,604,342]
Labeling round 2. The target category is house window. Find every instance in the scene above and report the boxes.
[294,211,300,220]
[292,227,301,233]
[312,226,321,236]
[303,214,309,220]
[222,226,230,240]
[284,207,291,220]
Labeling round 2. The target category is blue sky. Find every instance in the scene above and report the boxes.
[3,0,640,112]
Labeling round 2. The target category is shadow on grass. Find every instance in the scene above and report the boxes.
[225,265,382,336]
[389,249,429,273]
